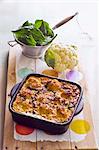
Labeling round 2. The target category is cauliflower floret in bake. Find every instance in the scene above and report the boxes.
[40,77,51,85]
[47,79,62,91]
[13,96,33,113]
[56,106,72,122]
[19,87,36,99]
[26,77,43,90]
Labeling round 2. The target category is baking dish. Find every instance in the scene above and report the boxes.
[9,73,83,134]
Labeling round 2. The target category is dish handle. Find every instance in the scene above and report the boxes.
[10,82,21,98]
[74,99,84,116]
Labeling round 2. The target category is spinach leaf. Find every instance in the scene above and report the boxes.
[42,34,57,46]
[12,20,56,47]
[25,35,36,46]
[12,28,29,39]
[34,20,42,29]
[12,27,36,46]
[22,21,33,27]
[30,27,45,45]
[34,20,54,37]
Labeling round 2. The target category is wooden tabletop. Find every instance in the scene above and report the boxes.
[2,46,98,150]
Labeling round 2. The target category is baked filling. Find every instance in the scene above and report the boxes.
[13,76,80,123]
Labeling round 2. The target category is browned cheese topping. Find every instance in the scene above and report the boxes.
[13,76,80,123]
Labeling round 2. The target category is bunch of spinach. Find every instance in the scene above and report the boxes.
[12,20,57,46]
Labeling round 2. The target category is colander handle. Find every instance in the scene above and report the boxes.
[52,12,78,30]
[8,40,18,47]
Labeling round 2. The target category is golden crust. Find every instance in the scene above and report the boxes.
[13,76,80,123]
[47,79,62,91]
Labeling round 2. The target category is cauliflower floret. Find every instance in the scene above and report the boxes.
[44,43,78,72]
